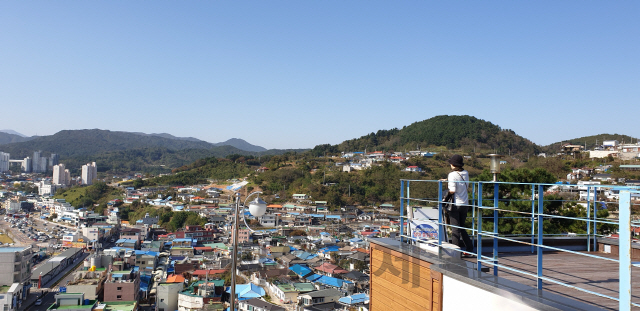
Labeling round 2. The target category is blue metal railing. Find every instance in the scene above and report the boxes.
[399,179,640,311]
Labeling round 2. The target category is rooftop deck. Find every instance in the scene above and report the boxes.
[398,179,640,310]
[463,251,640,310]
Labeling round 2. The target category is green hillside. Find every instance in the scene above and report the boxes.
[334,115,540,156]
[543,133,639,153]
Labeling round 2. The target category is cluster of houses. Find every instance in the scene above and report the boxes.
[337,150,435,172]
[34,210,382,311]
[6,184,401,311]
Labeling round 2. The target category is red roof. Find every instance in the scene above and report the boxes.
[166,274,186,283]
[314,262,348,274]
[192,269,226,276]
[194,247,213,251]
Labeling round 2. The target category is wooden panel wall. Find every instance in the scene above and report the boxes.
[369,243,443,311]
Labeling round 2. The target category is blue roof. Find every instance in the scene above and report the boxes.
[338,293,369,305]
[225,283,265,300]
[289,264,313,277]
[318,245,340,253]
[60,217,72,220]
[349,238,364,243]
[320,232,330,236]
[325,215,341,219]
[306,274,352,288]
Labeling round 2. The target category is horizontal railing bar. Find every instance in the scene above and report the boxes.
[476,259,628,305]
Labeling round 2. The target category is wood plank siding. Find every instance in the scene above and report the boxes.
[370,243,442,310]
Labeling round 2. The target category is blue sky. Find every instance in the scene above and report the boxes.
[1,2,638,149]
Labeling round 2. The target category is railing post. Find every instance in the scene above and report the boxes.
[472,183,477,251]
[438,180,444,251]
[531,184,535,254]
[619,191,632,311]
[400,180,404,243]
[593,192,598,251]
[477,182,483,272]
[587,186,592,252]
[493,183,499,276]
[537,184,544,290]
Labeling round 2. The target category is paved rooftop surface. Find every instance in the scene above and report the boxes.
[465,251,640,310]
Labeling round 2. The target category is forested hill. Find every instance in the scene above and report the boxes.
[543,133,639,153]
[0,132,33,145]
[313,115,540,156]
[0,129,217,157]
[0,129,276,158]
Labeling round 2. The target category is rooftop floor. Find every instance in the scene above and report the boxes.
[464,251,640,310]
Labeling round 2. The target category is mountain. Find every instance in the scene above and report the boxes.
[0,132,32,145]
[132,132,205,143]
[319,115,541,156]
[0,130,27,137]
[0,129,222,158]
[212,138,267,152]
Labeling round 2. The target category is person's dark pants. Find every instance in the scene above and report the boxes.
[449,205,473,252]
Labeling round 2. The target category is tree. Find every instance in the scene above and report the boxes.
[289,230,307,237]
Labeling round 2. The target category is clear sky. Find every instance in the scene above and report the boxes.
[1,2,638,150]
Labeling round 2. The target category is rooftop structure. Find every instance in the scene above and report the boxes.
[380,178,640,310]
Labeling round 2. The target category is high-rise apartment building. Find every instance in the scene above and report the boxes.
[53,163,71,186]
[21,157,31,173]
[82,162,98,185]
[0,152,9,172]
[49,153,59,168]
[32,151,47,173]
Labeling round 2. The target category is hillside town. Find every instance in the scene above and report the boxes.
[0,138,639,311]
[0,177,393,311]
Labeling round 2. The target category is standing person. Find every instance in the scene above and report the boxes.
[446,154,473,256]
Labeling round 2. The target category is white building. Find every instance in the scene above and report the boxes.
[53,164,71,186]
[21,157,31,173]
[37,180,60,196]
[81,162,98,185]
[0,283,24,311]
[0,152,9,172]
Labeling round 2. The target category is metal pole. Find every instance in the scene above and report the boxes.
[493,183,498,276]
[537,185,544,290]
[587,186,592,252]
[619,190,632,311]
[593,193,598,251]
[531,185,535,253]
[230,192,240,311]
[400,180,404,243]
[477,182,483,272]
[437,180,443,250]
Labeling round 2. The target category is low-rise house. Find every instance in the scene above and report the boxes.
[313,262,348,277]
[239,297,285,311]
[298,288,343,308]
[66,270,108,300]
[178,280,225,310]
[103,268,140,302]
[47,293,98,311]
[270,283,299,304]
[267,246,290,258]
[338,293,370,310]
[0,283,24,311]
[157,282,184,311]
[259,214,277,227]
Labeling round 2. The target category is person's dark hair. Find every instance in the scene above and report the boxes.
[447,154,464,168]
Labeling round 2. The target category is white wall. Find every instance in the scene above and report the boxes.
[443,276,538,311]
